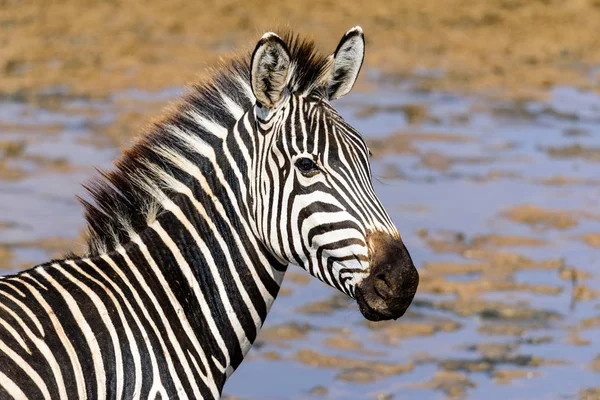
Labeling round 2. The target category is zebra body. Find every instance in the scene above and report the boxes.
[0,27,419,399]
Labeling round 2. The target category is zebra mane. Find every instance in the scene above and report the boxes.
[80,30,333,257]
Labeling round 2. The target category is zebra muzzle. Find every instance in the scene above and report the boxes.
[356,231,419,321]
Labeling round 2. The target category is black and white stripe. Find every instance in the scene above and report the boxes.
[0,27,405,398]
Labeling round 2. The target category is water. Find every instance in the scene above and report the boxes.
[0,83,599,399]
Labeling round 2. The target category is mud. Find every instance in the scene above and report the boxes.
[582,233,600,249]
[259,323,311,344]
[296,293,352,315]
[503,205,579,230]
[293,349,414,383]
[581,387,600,399]
[493,369,540,385]
[4,0,600,102]
[415,371,476,398]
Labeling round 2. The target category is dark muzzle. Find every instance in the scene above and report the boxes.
[356,231,419,321]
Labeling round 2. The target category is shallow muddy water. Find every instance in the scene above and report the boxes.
[1,82,599,399]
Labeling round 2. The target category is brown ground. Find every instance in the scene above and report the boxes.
[503,205,580,230]
[2,0,600,102]
[293,348,414,383]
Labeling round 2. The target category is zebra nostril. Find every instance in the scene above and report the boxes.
[373,271,395,300]
[376,273,389,286]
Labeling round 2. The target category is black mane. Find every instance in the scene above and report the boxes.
[80,30,332,256]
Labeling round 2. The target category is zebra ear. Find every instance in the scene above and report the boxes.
[250,32,291,109]
[327,26,365,100]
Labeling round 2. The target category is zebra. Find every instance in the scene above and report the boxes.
[0,27,419,399]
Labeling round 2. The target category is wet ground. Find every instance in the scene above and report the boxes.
[1,77,599,398]
[4,1,600,99]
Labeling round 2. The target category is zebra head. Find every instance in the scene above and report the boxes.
[248,27,418,321]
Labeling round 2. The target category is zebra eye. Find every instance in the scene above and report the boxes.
[295,157,319,174]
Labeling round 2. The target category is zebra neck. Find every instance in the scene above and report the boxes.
[122,113,287,381]
[79,75,290,385]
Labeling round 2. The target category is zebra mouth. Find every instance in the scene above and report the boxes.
[355,286,408,322]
